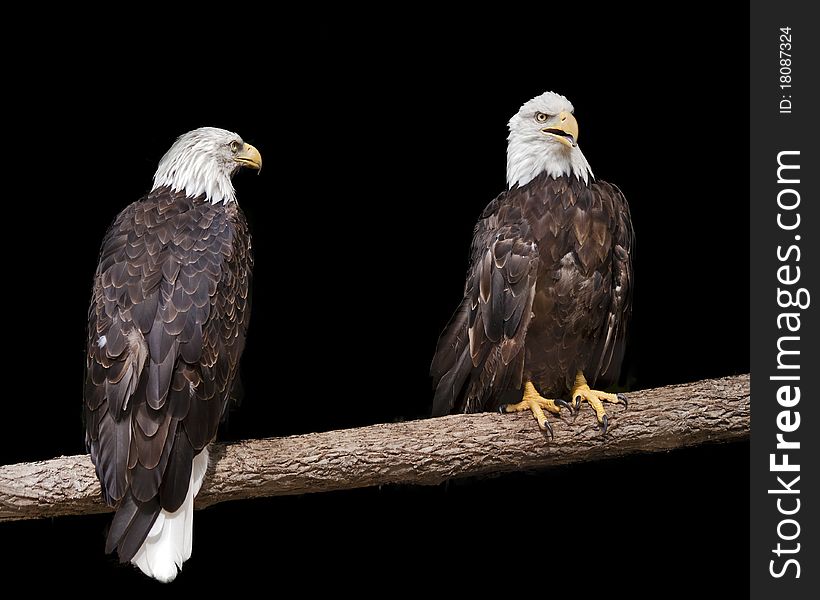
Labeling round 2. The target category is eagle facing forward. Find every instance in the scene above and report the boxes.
[432,92,633,435]
[84,127,261,582]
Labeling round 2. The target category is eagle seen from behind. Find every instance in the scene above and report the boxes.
[84,127,261,581]
[432,91,633,435]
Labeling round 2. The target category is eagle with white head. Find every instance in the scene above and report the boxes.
[84,127,261,581]
[432,91,633,435]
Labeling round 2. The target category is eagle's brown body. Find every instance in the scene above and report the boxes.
[432,172,633,415]
[84,187,252,560]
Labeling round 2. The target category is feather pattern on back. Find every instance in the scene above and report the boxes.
[84,186,252,573]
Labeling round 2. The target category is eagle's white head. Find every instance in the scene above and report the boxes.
[506,91,593,189]
[152,127,262,204]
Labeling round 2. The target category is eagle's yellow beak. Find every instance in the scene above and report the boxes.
[541,111,579,148]
[234,143,262,171]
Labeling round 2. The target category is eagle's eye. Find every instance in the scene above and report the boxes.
[230,141,241,154]
[535,112,549,123]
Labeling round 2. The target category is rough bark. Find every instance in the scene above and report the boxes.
[0,374,749,523]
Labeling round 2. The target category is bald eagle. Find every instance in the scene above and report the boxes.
[432,92,633,435]
[84,127,261,582]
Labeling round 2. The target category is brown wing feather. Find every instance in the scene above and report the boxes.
[431,193,539,415]
[84,188,252,561]
[589,181,633,386]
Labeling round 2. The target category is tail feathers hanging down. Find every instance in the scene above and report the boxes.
[431,299,472,416]
[432,344,472,417]
[129,449,209,583]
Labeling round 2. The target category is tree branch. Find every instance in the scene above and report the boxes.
[0,374,749,523]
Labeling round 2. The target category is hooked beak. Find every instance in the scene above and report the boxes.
[234,143,262,172]
[542,111,579,148]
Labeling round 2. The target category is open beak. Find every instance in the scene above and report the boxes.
[234,143,262,172]
[542,111,579,148]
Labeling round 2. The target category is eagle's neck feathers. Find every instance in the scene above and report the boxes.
[152,147,236,205]
[506,139,593,189]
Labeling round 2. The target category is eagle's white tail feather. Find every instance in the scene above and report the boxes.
[131,449,209,583]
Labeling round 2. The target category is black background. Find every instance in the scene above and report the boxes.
[2,10,748,594]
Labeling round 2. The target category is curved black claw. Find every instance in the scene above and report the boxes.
[617,393,629,409]
[600,414,609,436]
[498,404,508,414]
[555,399,573,415]
[574,395,582,411]
[542,420,554,439]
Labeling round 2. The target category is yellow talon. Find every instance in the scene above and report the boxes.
[571,372,628,434]
[499,381,569,437]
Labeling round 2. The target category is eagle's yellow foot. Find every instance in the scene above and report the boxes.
[571,372,628,435]
[498,381,571,438]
